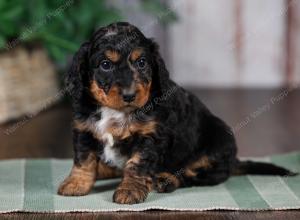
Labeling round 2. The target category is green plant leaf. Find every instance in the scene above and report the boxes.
[0,5,23,20]
[0,35,6,48]
[40,32,78,52]
[0,1,5,9]
[0,0,176,65]
[27,0,47,22]
[46,44,66,62]
[0,19,19,36]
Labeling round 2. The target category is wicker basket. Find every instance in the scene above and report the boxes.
[0,46,60,123]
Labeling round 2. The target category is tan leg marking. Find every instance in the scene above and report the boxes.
[155,172,180,193]
[97,160,122,179]
[113,153,153,204]
[184,156,212,177]
[58,153,97,196]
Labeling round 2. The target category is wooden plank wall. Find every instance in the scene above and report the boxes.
[287,0,300,87]
[168,0,300,88]
[169,0,237,87]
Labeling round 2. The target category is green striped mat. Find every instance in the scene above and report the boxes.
[0,152,299,213]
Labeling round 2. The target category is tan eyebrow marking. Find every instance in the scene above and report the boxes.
[105,50,121,62]
[130,48,143,62]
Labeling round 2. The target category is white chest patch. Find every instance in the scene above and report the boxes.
[94,107,129,169]
[101,132,127,168]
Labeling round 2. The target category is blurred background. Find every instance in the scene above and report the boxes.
[0,0,299,159]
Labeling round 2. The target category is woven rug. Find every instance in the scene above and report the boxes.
[0,152,299,213]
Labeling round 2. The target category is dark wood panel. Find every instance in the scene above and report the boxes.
[192,88,300,156]
[0,103,73,159]
[1,211,300,220]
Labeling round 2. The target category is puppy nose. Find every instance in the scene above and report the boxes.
[122,93,136,103]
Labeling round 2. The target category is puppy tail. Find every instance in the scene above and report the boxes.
[232,160,298,176]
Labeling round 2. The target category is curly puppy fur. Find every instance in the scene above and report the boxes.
[58,22,296,204]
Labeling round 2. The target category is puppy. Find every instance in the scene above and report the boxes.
[58,22,296,204]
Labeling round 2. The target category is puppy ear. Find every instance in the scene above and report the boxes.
[65,42,90,101]
[149,39,170,94]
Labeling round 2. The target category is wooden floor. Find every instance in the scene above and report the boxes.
[1,89,300,219]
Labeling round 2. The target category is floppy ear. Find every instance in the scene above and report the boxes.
[65,42,90,101]
[149,39,170,94]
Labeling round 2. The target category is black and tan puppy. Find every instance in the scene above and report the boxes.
[58,22,296,204]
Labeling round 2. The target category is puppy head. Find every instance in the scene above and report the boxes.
[65,22,169,111]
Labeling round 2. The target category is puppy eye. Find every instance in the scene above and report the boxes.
[100,60,113,71]
[136,57,147,69]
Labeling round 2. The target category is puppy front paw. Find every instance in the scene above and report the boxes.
[113,186,148,204]
[57,176,94,196]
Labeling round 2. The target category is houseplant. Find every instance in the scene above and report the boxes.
[0,0,176,123]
